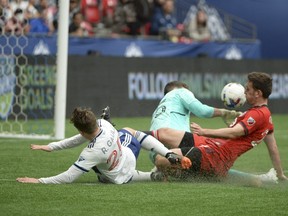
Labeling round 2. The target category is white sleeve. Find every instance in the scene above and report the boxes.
[48,134,87,151]
[38,165,85,184]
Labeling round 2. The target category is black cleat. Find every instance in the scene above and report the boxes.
[165,152,181,164]
[151,171,165,182]
[101,106,115,126]
[165,152,192,169]
[101,106,110,120]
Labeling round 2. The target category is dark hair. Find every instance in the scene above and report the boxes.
[164,81,189,95]
[70,107,98,134]
[247,72,272,99]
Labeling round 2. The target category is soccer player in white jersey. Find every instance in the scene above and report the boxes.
[16,107,191,184]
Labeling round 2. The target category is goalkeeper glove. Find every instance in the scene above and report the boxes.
[220,109,242,126]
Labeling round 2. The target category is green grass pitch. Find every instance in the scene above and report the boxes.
[0,115,287,216]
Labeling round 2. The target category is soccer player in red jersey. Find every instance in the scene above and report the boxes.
[153,72,287,182]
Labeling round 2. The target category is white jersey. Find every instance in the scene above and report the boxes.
[39,119,136,184]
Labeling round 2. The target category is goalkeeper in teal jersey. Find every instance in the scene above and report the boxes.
[150,81,238,131]
[149,81,278,186]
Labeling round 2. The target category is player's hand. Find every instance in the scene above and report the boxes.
[278,174,288,181]
[190,122,203,135]
[31,144,52,152]
[220,109,242,126]
[16,177,40,183]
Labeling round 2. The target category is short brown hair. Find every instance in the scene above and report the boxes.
[164,81,189,95]
[247,72,272,98]
[70,107,98,134]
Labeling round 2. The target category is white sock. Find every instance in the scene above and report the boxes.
[134,131,170,157]
[131,170,152,181]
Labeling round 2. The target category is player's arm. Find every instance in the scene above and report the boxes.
[191,122,245,139]
[182,92,214,118]
[264,132,288,181]
[49,134,87,150]
[32,134,88,152]
[17,165,85,184]
[181,90,240,123]
[30,144,52,152]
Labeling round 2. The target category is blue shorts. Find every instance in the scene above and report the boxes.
[118,129,141,159]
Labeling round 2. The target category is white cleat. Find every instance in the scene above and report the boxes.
[258,168,278,184]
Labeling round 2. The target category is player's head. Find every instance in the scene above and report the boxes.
[70,107,98,134]
[164,81,189,95]
[247,72,272,99]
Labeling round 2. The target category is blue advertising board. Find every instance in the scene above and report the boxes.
[0,35,261,59]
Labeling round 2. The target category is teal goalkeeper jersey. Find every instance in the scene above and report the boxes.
[150,88,214,132]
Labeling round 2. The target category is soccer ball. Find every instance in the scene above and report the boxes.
[221,83,246,108]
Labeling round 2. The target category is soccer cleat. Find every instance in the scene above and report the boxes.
[100,106,115,126]
[151,171,165,182]
[101,106,110,120]
[165,152,181,164]
[165,152,192,169]
[258,168,278,184]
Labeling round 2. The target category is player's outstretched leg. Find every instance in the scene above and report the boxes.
[258,168,278,184]
[100,106,115,126]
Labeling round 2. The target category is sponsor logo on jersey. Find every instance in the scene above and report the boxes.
[78,156,85,162]
[247,116,255,126]
[269,116,273,124]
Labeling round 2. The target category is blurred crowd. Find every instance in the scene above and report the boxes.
[0,0,212,42]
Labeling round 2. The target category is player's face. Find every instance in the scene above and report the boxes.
[244,81,258,105]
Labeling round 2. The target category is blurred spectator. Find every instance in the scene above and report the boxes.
[9,0,38,19]
[134,0,152,24]
[152,0,165,14]
[150,0,181,41]
[5,8,29,35]
[185,9,210,41]
[0,6,6,34]
[26,0,40,19]
[9,0,28,13]
[31,0,57,34]
[80,0,100,26]
[0,0,13,20]
[52,0,78,31]
[101,0,117,28]
[36,0,57,21]
[112,0,141,36]
[29,7,50,34]
[69,11,93,36]
[69,0,80,23]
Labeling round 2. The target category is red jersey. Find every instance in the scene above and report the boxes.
[194,105,274,177]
